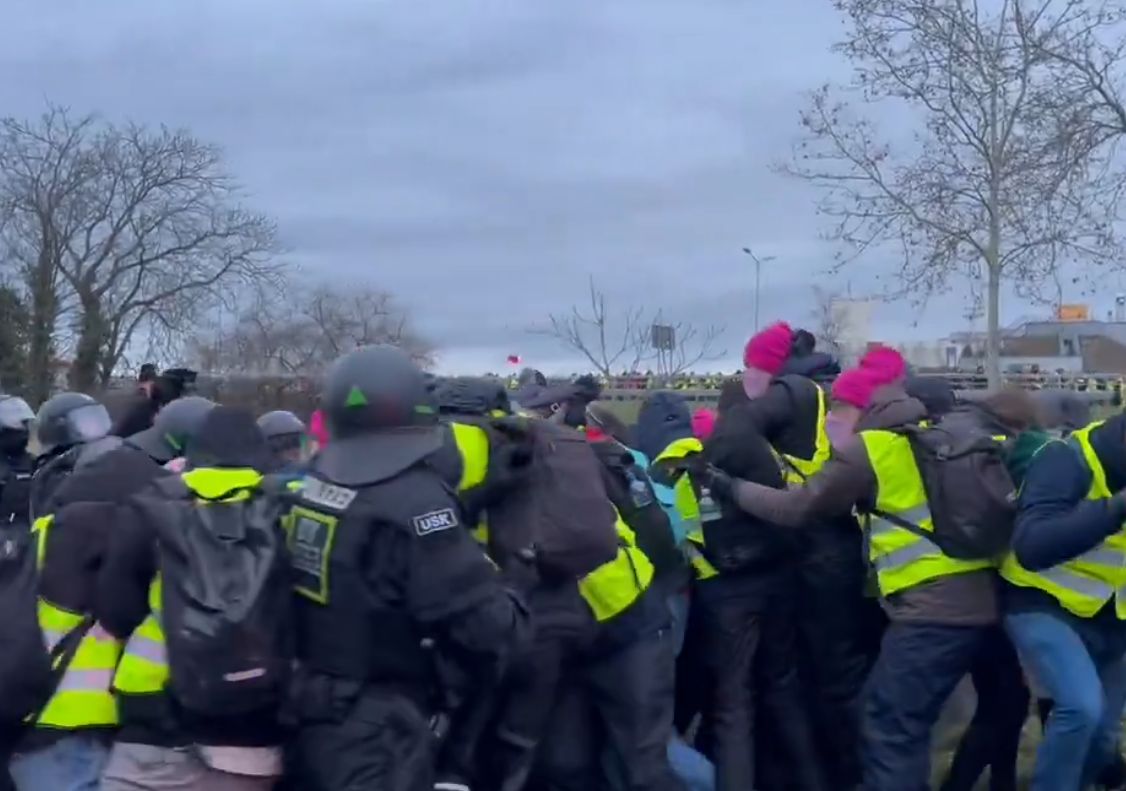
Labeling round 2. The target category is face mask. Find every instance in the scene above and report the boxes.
[742,368,773,400]
[0,429,28,456]
[824,412,857,449]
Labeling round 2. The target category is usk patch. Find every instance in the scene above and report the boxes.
[412,508,460,536]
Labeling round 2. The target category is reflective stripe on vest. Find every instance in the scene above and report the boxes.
[112,578,169,695]
[777,384,831,485]
[1001,421,1126,618]
[31,516,121,729]
[578,515,655,622]
[860,430,993,597]
[654,438,718,580]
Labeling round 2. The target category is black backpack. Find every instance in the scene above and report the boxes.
[0,518,90,729]
[486,419,619,581]
[149,475,292,717]
[874,411,1017,560]
[588,439,683,581]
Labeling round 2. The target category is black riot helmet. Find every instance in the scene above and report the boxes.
[436,378,512,418]
[257,410,308,463]
[35,392,112,457]
[0,395,34,456]
[315,345,444,486]
[127,396,216,464]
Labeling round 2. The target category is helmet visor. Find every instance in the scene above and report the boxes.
[0,397,34,431]
[65,403,113,443]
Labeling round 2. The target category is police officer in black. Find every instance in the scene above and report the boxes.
[30,392,119,519]
[286,346,530,791]
[0,395,34,528]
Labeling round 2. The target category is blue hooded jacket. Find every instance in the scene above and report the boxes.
[635,392,696,543]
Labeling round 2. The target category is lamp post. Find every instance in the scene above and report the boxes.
[742,247,776,332]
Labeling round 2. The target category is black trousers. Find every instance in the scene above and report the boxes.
[794,530,878,789]
[862,623,991,791]
[697,593,828,791]
[292,688,435,791]
[940,626,1029,791]
[535,627,686,791]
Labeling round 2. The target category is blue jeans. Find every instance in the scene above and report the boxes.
[862,622,989,791]
[668,736,715,791]
[1005,608,1126,791]
[8,733,107,791]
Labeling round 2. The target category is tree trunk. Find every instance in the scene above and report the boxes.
[70,294,106,393]
[25,248,57,405]
[986,263,1002,390]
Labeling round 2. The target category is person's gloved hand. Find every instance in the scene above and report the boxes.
[705,464,734,502]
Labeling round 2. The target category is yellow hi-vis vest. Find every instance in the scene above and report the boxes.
[653,437,719,581]
[775,384,831,485]
[31,515,121,729]
[449,421,655,622]
[1001,422,1126,618]
[112,468,263,697]
[860,429,993,596]
[111,578,167,696]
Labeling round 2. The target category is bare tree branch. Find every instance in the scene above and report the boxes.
[533,277,725,379]
[186,279,432,377]
[0,105,283,395]
[780,0,1126,386]
[810,285,846,355]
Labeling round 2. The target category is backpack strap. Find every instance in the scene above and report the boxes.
[28,614,96,725]
[867,508,937,544]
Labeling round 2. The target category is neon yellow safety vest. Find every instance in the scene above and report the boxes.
[1001,422,1126,618]
[111,578,167,696]
[860,429,993,596]
[449,421,655,622]
[31,515,121,729]
[775,384,831,485]
[112,468,263,697]
[653,437,719,581]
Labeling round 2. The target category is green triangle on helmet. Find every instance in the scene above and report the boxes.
[345,385,368,409]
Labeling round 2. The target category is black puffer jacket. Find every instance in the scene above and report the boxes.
[695,402,798,605]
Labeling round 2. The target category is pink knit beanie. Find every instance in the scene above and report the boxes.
[692,408,717,440]
[859,345,907,387]
[831,367,885,410]
[743,322,794,376]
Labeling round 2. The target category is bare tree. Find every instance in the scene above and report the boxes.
[781,0,1126,386]
[187,279,431,377]
[0,106,280,396]
[533,277,650,378]
[535,277,725,379]
[810,285,845,355]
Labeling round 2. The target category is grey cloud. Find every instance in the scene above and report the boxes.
[0,0,981,375]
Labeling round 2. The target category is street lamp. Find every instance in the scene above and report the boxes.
[742,247,776,333]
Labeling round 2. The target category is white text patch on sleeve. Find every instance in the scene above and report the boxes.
[412,508,460,536]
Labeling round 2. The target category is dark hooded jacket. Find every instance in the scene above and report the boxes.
[98,407,280,748]
[635,391,694,463]
[698,401,800,605]
[729,387,998,625]
[20,441,167,751]
[1007,414,1126,619]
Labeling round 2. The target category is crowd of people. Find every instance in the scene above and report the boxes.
[0,321,1123,791]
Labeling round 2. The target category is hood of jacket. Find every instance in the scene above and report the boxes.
[857,385,928,432]
[905,376,956,418]
[780,351,841,382]
[635,391,694,461]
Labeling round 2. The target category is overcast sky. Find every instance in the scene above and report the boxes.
[2,0,1116,373]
